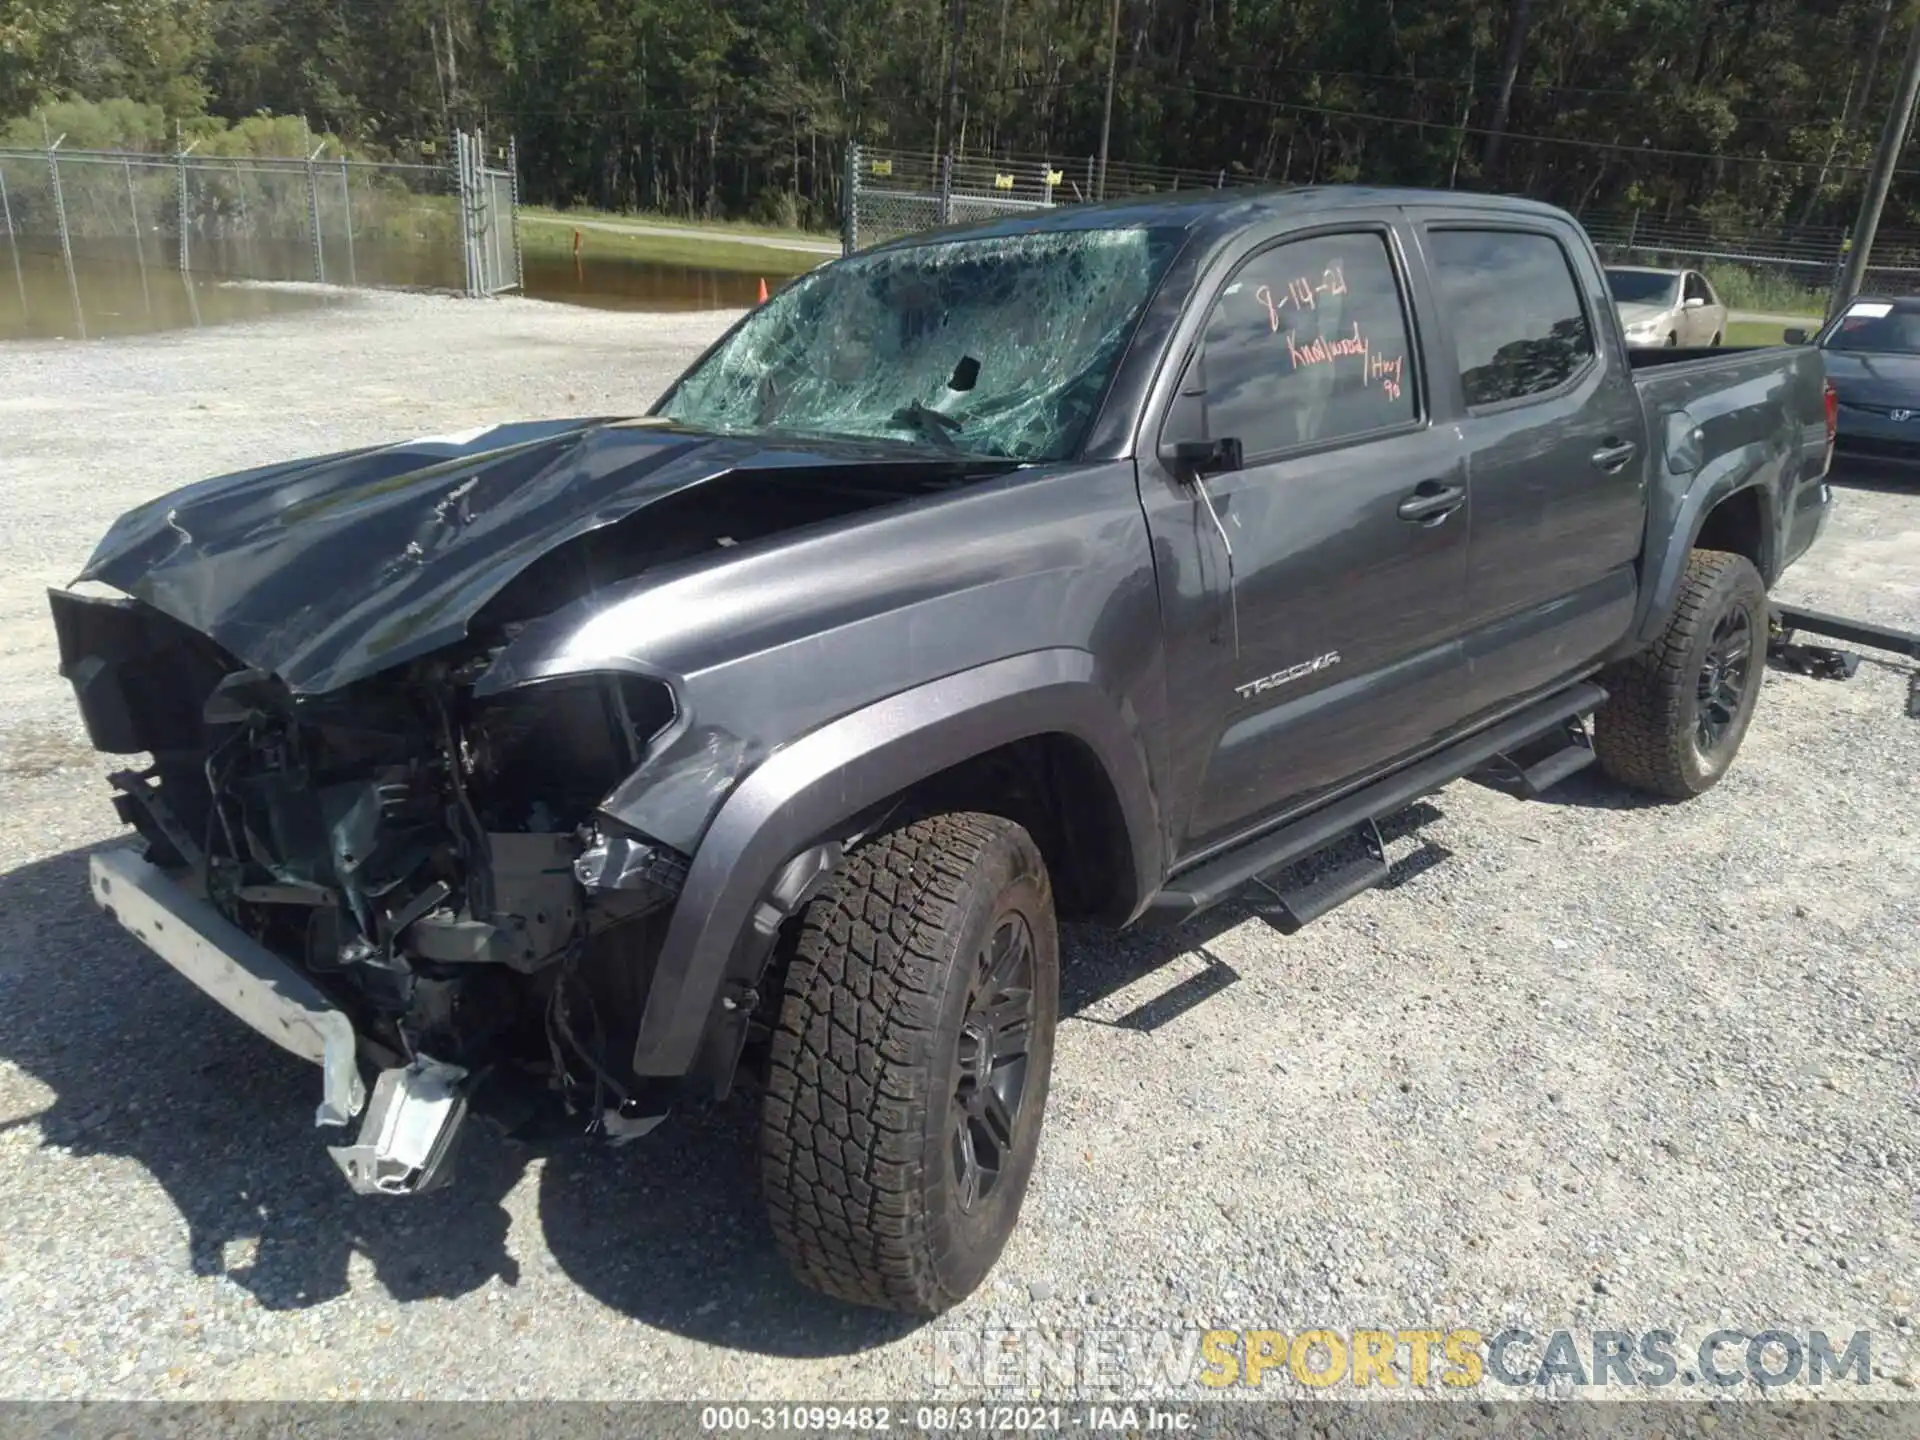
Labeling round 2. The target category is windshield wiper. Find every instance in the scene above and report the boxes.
[888,399,965,450]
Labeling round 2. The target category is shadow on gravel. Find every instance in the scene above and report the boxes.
[1827,461,1920,495]
[1500,765,1677,811]
[1057,800,1455,1023]
[0,841,916,1360]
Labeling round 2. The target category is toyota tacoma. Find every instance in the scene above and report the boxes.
[48,186,1836,1315]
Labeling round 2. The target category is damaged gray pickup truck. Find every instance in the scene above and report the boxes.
[50,186,1835,1315]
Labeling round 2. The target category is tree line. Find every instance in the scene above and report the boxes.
[3,0,1917,235]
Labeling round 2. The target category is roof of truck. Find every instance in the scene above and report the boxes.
[868,184,1576,253]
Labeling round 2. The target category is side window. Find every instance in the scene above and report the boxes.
[1427,229,1595,408]
[1196,231,1417,457]
[1685,272,1709,303]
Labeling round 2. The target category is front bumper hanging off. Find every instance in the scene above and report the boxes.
[87,846,470,1194]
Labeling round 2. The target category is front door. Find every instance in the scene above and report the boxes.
[1138,220,1475,863]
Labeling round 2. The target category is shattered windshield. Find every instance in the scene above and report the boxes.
[658,226,1185,461]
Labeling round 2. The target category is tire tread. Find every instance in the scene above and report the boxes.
[760,812,1025,1313]
[1594,547,1765,798]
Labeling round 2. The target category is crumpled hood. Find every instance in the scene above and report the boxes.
[74,417,987,695]
[1819,348,1920,409]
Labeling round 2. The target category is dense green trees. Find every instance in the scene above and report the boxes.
[3,0,1917,233]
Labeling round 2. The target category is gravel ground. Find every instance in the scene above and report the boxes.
[0,290,1915,1405]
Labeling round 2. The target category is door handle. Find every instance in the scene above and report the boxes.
[1591,439,1638,472]
[1397,481,1466,523]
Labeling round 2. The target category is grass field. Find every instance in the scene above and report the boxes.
[1725,319,1801,346]
[520,205,831,244]
[517,216,825,276]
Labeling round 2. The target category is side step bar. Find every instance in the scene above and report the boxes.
[1142,681,1608,929]
[1247,817,1388,934]
[1469,716,1598,799]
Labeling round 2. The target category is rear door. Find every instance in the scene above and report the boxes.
[1137,216,1476,862]
[1409,216,1648,714]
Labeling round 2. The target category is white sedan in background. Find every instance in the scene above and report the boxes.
[1606,265,1728,347]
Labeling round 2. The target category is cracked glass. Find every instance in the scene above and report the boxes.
[659,226,1185,462]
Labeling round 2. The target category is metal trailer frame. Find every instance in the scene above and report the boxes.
[1769,604,1920,718]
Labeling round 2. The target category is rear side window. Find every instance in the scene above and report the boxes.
[1427,229,1595,407]
[1197,231,1417,458]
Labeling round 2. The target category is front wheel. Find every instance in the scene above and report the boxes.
[760,813,1059,1314]
[1593,548,1768,799]
[1710,331,1724,347]
[1666,332,1679,347]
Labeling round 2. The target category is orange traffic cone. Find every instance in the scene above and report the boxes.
[757,277,769,304]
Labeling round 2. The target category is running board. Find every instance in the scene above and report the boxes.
[1469,716,1598,799]
[1247,818,1389,934]
[1142,682,1609,929]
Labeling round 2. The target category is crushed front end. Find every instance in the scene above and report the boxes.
[50,584,693,1194]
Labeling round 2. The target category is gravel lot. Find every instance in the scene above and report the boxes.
[0,291,1915,1404]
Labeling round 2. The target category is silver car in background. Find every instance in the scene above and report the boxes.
[1606,265,1728,347]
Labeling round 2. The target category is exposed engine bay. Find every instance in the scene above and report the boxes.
[49,415,1024,1197]
[58,580,697,1188]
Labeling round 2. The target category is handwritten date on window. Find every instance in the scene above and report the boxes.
[1255,263,1347,326]
[1251,261,1406,403]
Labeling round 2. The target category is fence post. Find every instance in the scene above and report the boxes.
[175,141,200,327]
[123,158,153,321]
[937,151,953,225]
[842,143,860,256]
[46,136,84,339]
[507,135,523,291]
[0,169,26,318]
[305,140,327,283]
[455,131,477,298]
[340,158,358,286]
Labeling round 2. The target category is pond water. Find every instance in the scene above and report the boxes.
[0,234,805,341]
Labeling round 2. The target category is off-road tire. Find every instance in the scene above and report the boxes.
[760,813,1059,1314]
[1594,548,1769,799]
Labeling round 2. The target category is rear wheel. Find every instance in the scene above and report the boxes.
[1593,548,1768,799]
[759,812,1059,1314]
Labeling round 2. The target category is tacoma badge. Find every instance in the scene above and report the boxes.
[1235,651,1341,699]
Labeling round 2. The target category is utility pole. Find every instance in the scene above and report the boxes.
[1095,0,1120,199]
[1834,16,1920,315]
[936,0,968,160]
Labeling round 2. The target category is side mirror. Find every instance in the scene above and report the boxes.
[1158,436,1244,476]
[1157,346,1241,478]
[1683,296,1706,310]
[1784,328,1810,346]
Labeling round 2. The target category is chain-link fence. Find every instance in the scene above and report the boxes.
[1584,210,1920,318]
[842,144,1248,253]
[0,131,518,339]
[840,146,1920,319]
[456,131,522,298]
